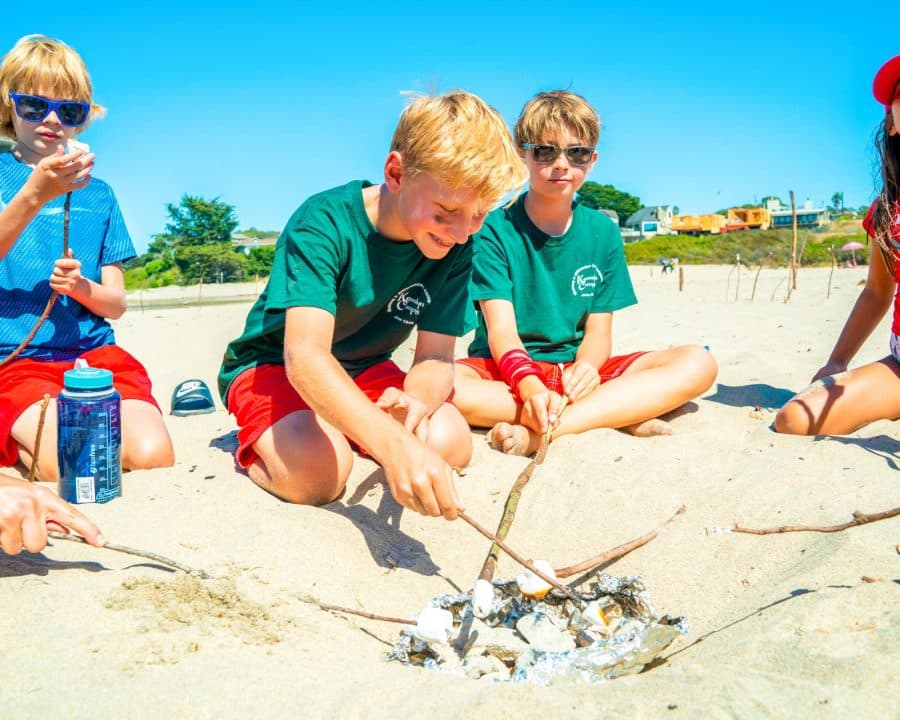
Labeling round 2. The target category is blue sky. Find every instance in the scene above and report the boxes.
[3,1,894,252]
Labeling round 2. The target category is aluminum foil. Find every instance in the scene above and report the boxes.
[387,572,686,684]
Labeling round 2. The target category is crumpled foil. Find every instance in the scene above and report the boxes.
[386,573,687,684]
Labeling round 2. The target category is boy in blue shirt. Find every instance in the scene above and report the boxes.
[0,35,173,479]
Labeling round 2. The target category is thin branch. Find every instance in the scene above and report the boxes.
[48,531,211,579]
[458,510,584,608]
[29,394,51,482]
[730,507,899,535]
[555,505,686,578]
[477,395,568,584]
[297,596,414,625]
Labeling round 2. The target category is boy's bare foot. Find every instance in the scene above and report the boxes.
[623,418,673,437]
[488,422,539,456]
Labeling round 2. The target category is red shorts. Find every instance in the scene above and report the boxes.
[226,360,407,469]
[0,345,161,468]
[456,351,648,395]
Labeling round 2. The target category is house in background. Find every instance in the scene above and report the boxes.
[231,233,278,254]
[725,207,770,230]
[765,198,830,229]
[623,205,675,239]
[671,213,727,235]
[598,208,620,225]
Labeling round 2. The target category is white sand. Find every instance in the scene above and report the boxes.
[1,265,897,718]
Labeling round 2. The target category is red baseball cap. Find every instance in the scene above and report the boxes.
[873,55,900,110]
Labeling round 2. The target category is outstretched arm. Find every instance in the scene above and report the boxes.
[284,307,461,519]
[813,246,895,381]
[0,475,104,555]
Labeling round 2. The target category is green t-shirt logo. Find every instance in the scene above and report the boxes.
[571,264,604,297]
[388,282,432,325]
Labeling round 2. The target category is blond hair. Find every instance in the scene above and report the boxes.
[514,90,600,148]
[0,35,104,140]
[390,90,527,206]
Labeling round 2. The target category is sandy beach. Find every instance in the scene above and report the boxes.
[1,264,897,718]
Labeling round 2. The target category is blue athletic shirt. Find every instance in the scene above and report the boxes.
[0,152,135,361]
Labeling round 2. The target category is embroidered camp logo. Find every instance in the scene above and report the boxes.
[570,265,603,297]
[388,283,432,325]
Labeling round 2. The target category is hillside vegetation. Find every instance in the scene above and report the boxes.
[624,225,869,267]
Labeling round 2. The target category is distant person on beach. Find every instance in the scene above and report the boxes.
[0,473,104,555]
[218,91,527,518]
[775,55,900,435]
[0,35,173,478]
[451,91,717,456]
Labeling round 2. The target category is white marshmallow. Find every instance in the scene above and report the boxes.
[516,560,556,600]
[409,606,454,644]
[582,600,609,628]
[472,579,495,618]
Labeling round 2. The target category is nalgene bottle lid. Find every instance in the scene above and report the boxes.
[63,366,113,391]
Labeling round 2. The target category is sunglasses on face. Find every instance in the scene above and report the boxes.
[8,92,90,128]
[522,143,595,166]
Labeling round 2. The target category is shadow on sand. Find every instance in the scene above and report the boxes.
[705,382,796,410]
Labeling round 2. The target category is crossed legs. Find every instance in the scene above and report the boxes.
[453,344,717,456]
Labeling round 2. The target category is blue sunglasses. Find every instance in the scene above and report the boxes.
[8,92,90,128]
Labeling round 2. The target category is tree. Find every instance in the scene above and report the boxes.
[173,244,248,283]
[125,194,241,285]
[830,191,844,212]
[163,195,238,247]
[576,182,642,226]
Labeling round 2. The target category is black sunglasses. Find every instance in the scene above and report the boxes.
[522,143,595,166]
[8,92,90,128]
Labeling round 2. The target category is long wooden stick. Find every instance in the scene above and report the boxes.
[48,531,211,579]
[459,510,584,608]
[731,507,899,535]
[477,395,568,584]
[827,247,836,299]
[297,596,414,625]
[555,505,686,578]
[28,394,52,482]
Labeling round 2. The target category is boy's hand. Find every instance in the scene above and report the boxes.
[520,386,565,435]
[382,435,463,520]
[811,360,846,383]
[49,249,86,297]
[376,387,430,443]
[562,361,600,402]
[28,146,94,202]
[0,478,105,555]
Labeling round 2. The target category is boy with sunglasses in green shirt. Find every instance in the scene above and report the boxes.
[218,91,527,519]
[453,90,718,456]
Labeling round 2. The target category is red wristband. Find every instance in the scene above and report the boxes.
[498,349,547,402]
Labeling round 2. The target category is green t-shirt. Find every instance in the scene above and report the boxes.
[467,194,637,363]
[218,180,473,400]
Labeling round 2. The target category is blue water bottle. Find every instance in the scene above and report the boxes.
[57,365,122,504]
